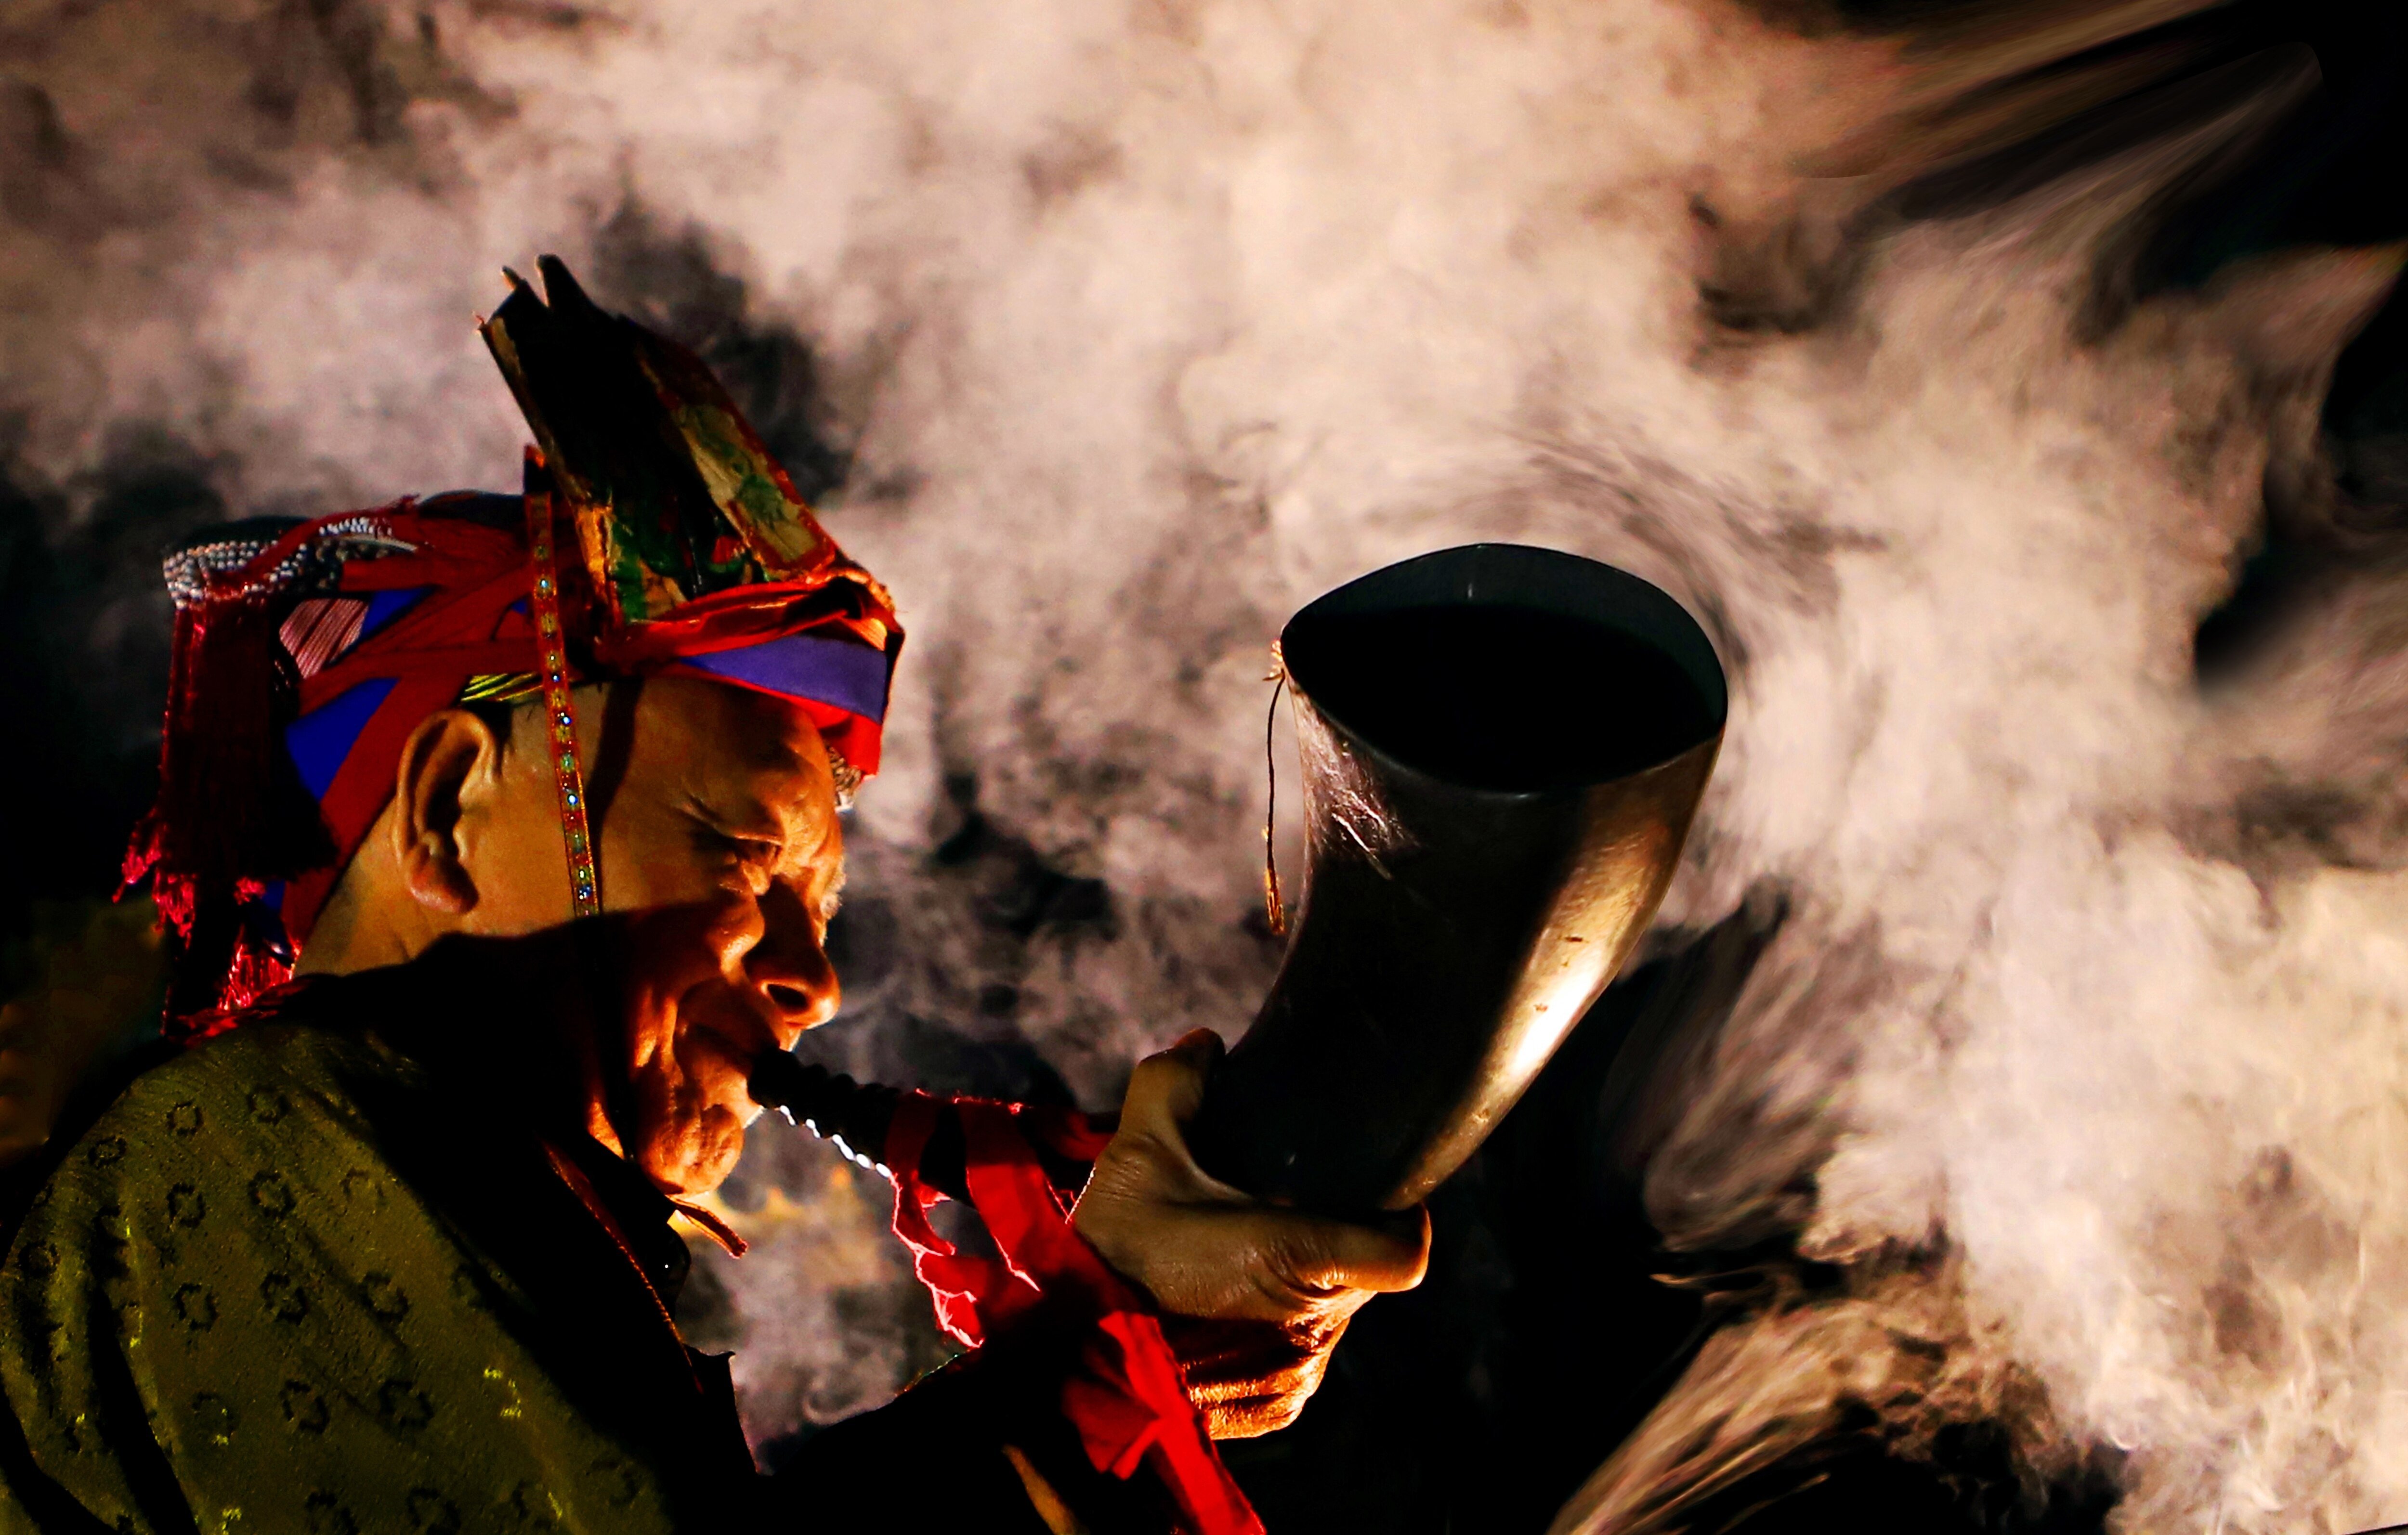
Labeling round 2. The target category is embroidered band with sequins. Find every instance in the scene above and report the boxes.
[523,458,602,920]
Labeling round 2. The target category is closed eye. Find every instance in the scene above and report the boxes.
[690,815,783,887]
[698,825,775,858]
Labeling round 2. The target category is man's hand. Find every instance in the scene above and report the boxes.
[1072,1030,1431,1438]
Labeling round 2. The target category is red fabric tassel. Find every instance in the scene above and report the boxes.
[123,546,328,1034]
[131,591,315,892]
[884,1095,1265,1535]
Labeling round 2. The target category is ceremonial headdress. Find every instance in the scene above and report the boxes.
[126,259,902,1034]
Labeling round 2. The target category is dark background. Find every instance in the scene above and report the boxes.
[11,2,2408,1528]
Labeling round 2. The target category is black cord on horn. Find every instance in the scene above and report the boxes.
[1262,642,1289,937]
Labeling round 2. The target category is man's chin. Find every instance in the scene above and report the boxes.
[636,1105,749,1197]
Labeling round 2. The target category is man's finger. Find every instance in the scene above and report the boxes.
[1181,1356,1322,1402]
[1119,1029,1223,1140]
[1205,1396,1309,1441]
[1263,1205,1432,1296]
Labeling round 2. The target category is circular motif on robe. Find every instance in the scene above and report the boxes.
[166,1184,206,1229]
[86,1136,127,1168]
[260,1272,310,1324]
[586,1457,640,1508]
[248,1171,296,1218]
[359,1273,409,1322]
[17,1240,59,1280]
[449,1265,488,1312]
[500,1483,560,1532]
[166,1101,204,1137]
[246,1089,289,1126]
[187,1392,236,1446]
[406,1490,462,1535]
[279,1380,329,1434]
[172,1283,218,1331]
[302,1492,357,1535]
[339,1169,386,1213]
[376,1379,434,1432]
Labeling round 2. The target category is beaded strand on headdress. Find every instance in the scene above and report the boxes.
[523,456,602,920]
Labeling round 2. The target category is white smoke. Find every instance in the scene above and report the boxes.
[9,0,2408,1526]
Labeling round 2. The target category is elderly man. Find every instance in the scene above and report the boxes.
[0,262,1424,1535]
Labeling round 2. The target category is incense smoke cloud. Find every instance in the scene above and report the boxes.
[7,0,2408,1525]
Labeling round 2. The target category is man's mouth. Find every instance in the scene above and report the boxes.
[679,997,785,1104]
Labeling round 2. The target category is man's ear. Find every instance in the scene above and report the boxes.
[391,708,506,917]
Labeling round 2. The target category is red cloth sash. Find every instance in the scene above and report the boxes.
[883,1095,1263,1535]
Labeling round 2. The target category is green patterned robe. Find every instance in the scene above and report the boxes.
[0,956,1057,1535]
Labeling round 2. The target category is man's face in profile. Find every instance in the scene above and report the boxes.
[439,676,849,1195]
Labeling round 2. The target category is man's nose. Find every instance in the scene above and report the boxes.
[743,883,841,1045]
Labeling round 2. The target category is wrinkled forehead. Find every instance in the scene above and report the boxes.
[633,676,837,819]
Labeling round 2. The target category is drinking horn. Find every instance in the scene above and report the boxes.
[1182,543,1725,1210]
[754,543,1726,1214]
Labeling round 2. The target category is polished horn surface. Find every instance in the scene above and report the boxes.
[1186,543,1727,1212]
